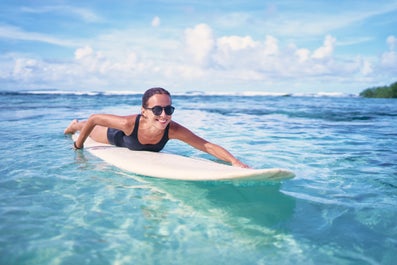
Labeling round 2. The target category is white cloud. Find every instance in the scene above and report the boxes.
[258,2,397,38]
[312,35,336,59]
[358,58,373,75]
[386,35,397,50]
[263,35,279,56]
[1,23,395,93]
[184,24,214,66]
[0,24,79,47]
[295,48,310,62]
[213,35,259,70]
[13,58,40,79]
[74,46,94,60]
[381,36,397,69]
[217,36,257,51]
[152,16,161,27]
[21,5,101,23]
[381,51,397,68]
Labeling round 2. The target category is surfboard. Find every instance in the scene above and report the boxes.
[72,135,295,181]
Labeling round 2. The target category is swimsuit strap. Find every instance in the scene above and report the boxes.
[131,114,140,137]
[133,114,170,143]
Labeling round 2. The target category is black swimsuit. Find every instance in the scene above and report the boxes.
[107,115,169,152]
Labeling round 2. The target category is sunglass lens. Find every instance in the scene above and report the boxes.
[165,106,175,115]
[152,106,163,115]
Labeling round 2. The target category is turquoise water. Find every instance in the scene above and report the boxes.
[0,91,396,265]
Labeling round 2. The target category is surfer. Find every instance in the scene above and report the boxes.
[64,87,249,168]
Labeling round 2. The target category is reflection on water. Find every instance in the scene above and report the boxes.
[148,179,296,232]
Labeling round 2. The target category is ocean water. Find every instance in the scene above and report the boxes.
[0,91,396,265]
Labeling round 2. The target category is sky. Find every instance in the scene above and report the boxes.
[0,0,396,94]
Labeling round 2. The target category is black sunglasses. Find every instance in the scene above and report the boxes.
[144,105,175,116]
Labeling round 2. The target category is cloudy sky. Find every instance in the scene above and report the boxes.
[1,0,396,94]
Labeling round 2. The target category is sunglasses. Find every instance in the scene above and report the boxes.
[144,105,175,116]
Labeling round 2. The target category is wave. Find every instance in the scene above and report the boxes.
[174,90,358,97]
[0,89,359,98]
[0,90,143,96]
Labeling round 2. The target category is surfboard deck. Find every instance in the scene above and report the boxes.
[72,135,295,181]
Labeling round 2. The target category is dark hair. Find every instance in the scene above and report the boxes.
[142,87,171,108]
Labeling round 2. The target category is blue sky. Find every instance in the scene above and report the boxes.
[0,0,396,94]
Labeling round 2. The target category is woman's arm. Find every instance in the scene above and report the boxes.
[75,114,134,148]
[169,121,249,168]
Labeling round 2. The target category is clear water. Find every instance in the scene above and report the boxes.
[0,91,396,265]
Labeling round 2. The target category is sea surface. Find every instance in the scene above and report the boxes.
[0,90,396,265]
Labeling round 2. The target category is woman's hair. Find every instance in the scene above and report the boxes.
[142,87,171,107]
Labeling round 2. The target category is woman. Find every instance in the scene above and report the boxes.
[64,87,248,168]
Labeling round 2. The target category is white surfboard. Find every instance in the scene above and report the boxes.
[72,135,295,181]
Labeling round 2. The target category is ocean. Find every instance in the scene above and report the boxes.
[0,90,396,265]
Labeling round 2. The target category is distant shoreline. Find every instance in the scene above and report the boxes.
[360,81,397,98]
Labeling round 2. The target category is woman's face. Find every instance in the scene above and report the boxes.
[142,94,173,130]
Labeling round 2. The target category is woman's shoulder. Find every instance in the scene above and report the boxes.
[169,120,194,139]
[169,120,183,130]
[127,114,140,125]
[116,114,138,123]
[118,114,139,135]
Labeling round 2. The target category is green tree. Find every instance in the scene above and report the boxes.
[359,82,397,98]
